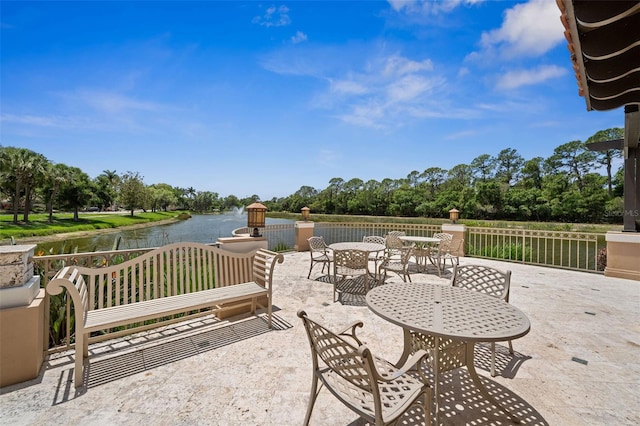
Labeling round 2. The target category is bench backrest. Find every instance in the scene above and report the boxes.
[69,242,259,310]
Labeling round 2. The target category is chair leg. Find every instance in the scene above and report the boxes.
[436,258,443,277]
[307,261,314,279]
[303,374,320,426]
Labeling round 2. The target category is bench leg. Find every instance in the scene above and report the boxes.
[75,332,85,388]
[267,295,272,329]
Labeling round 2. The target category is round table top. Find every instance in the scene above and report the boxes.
[398,235,441,244]
[329,242,385,252]
[366,282,530,342]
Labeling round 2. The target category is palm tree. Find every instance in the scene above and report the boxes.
[42,163,71,222]
[0,147,47,223]
[101,169,120,210]
[22,151,48,222]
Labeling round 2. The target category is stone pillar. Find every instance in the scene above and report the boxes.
[0,245,45,387]
[604,232,640,281]
[295,221,314,251]
[441,224,466,257]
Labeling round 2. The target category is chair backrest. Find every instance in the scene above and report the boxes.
[308,236,328,252]
[333,249,369,270]
[400,246,413,264]
[297,310,373,393]
[451,264,511,301]
[446,239,464,255]
[385,231,405,250]
[382,246,414,270]
[433,232,453,241]
[363,235,386,245]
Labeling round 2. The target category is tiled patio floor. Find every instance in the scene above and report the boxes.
[1,251,639,425]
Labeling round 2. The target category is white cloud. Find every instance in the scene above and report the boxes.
[337,102,386,129]
[479,0,565,58]
[496,65,567,90]
[388,0,484,15]
[1,113,65,127]
[252,5,291,27]
[291,31,307,44]
[66,90,163,113]
[330,79,370,95]
[386,75,436,102]
[382,55,433,77]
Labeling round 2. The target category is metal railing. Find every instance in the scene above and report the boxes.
[314,222,442,244]
[234,223,296,252]
[34,221,606,352]
[466,227,604,272]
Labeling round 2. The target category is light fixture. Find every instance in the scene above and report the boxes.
[247,202,267,237]
[449,208,460,224]
[301,206,310,221]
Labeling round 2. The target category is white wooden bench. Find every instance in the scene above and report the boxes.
[46,242,284,388]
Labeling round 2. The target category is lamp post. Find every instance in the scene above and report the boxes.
[449,208,460,224]
[301,207,310,221]
[247,202,267,237]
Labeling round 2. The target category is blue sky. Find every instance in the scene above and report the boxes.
[1,0,623,200]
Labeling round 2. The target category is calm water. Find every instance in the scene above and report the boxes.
[37,213,294,254]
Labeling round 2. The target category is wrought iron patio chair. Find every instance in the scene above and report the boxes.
[428,239,464,277]
[450,264,514,376]
[297,310,431,426]
[333,249,370,302]
[363,235,386,276]
[307,236,333,279]
[378,246,415,283]
[384,231,405,259]
[432,232,453,241]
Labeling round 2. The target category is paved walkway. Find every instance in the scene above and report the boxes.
[1,252,638,425]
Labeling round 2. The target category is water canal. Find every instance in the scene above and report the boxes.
[37,213,294,254]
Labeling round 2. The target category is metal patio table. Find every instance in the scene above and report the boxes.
[398,235,441,272]
[366,282,531,423]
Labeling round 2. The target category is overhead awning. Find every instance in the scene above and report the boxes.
[557,0,640,111]
[557,0,640,232]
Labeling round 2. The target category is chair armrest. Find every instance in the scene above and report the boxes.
[337,321,364,345]
[389,349,429,380]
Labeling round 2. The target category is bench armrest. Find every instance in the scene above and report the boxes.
[46,266,90,324]
[254,248,284,290]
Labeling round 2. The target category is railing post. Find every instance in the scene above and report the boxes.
[295,221,315,251]
[604,232,640,280]
[442,223,466,257]
[0,244,45,387]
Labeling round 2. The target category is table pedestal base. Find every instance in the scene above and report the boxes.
[400,330,522,424]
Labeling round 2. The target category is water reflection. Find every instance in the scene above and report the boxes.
[37,214,293,254]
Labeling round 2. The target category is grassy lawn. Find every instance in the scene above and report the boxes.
[0,211,185,241]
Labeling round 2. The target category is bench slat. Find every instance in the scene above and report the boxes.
[85,282,267,332]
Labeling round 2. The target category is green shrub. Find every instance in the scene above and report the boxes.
[468,242,531,261]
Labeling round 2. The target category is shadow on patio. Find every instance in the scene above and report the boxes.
[1,250,638,425]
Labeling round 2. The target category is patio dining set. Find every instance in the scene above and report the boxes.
[307,231,462,288]
[302,232,531,425]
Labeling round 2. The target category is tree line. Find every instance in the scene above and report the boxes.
[0,127,625,224]
[0,147,261,223]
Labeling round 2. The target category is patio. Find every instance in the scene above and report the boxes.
[1,251,638,425]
